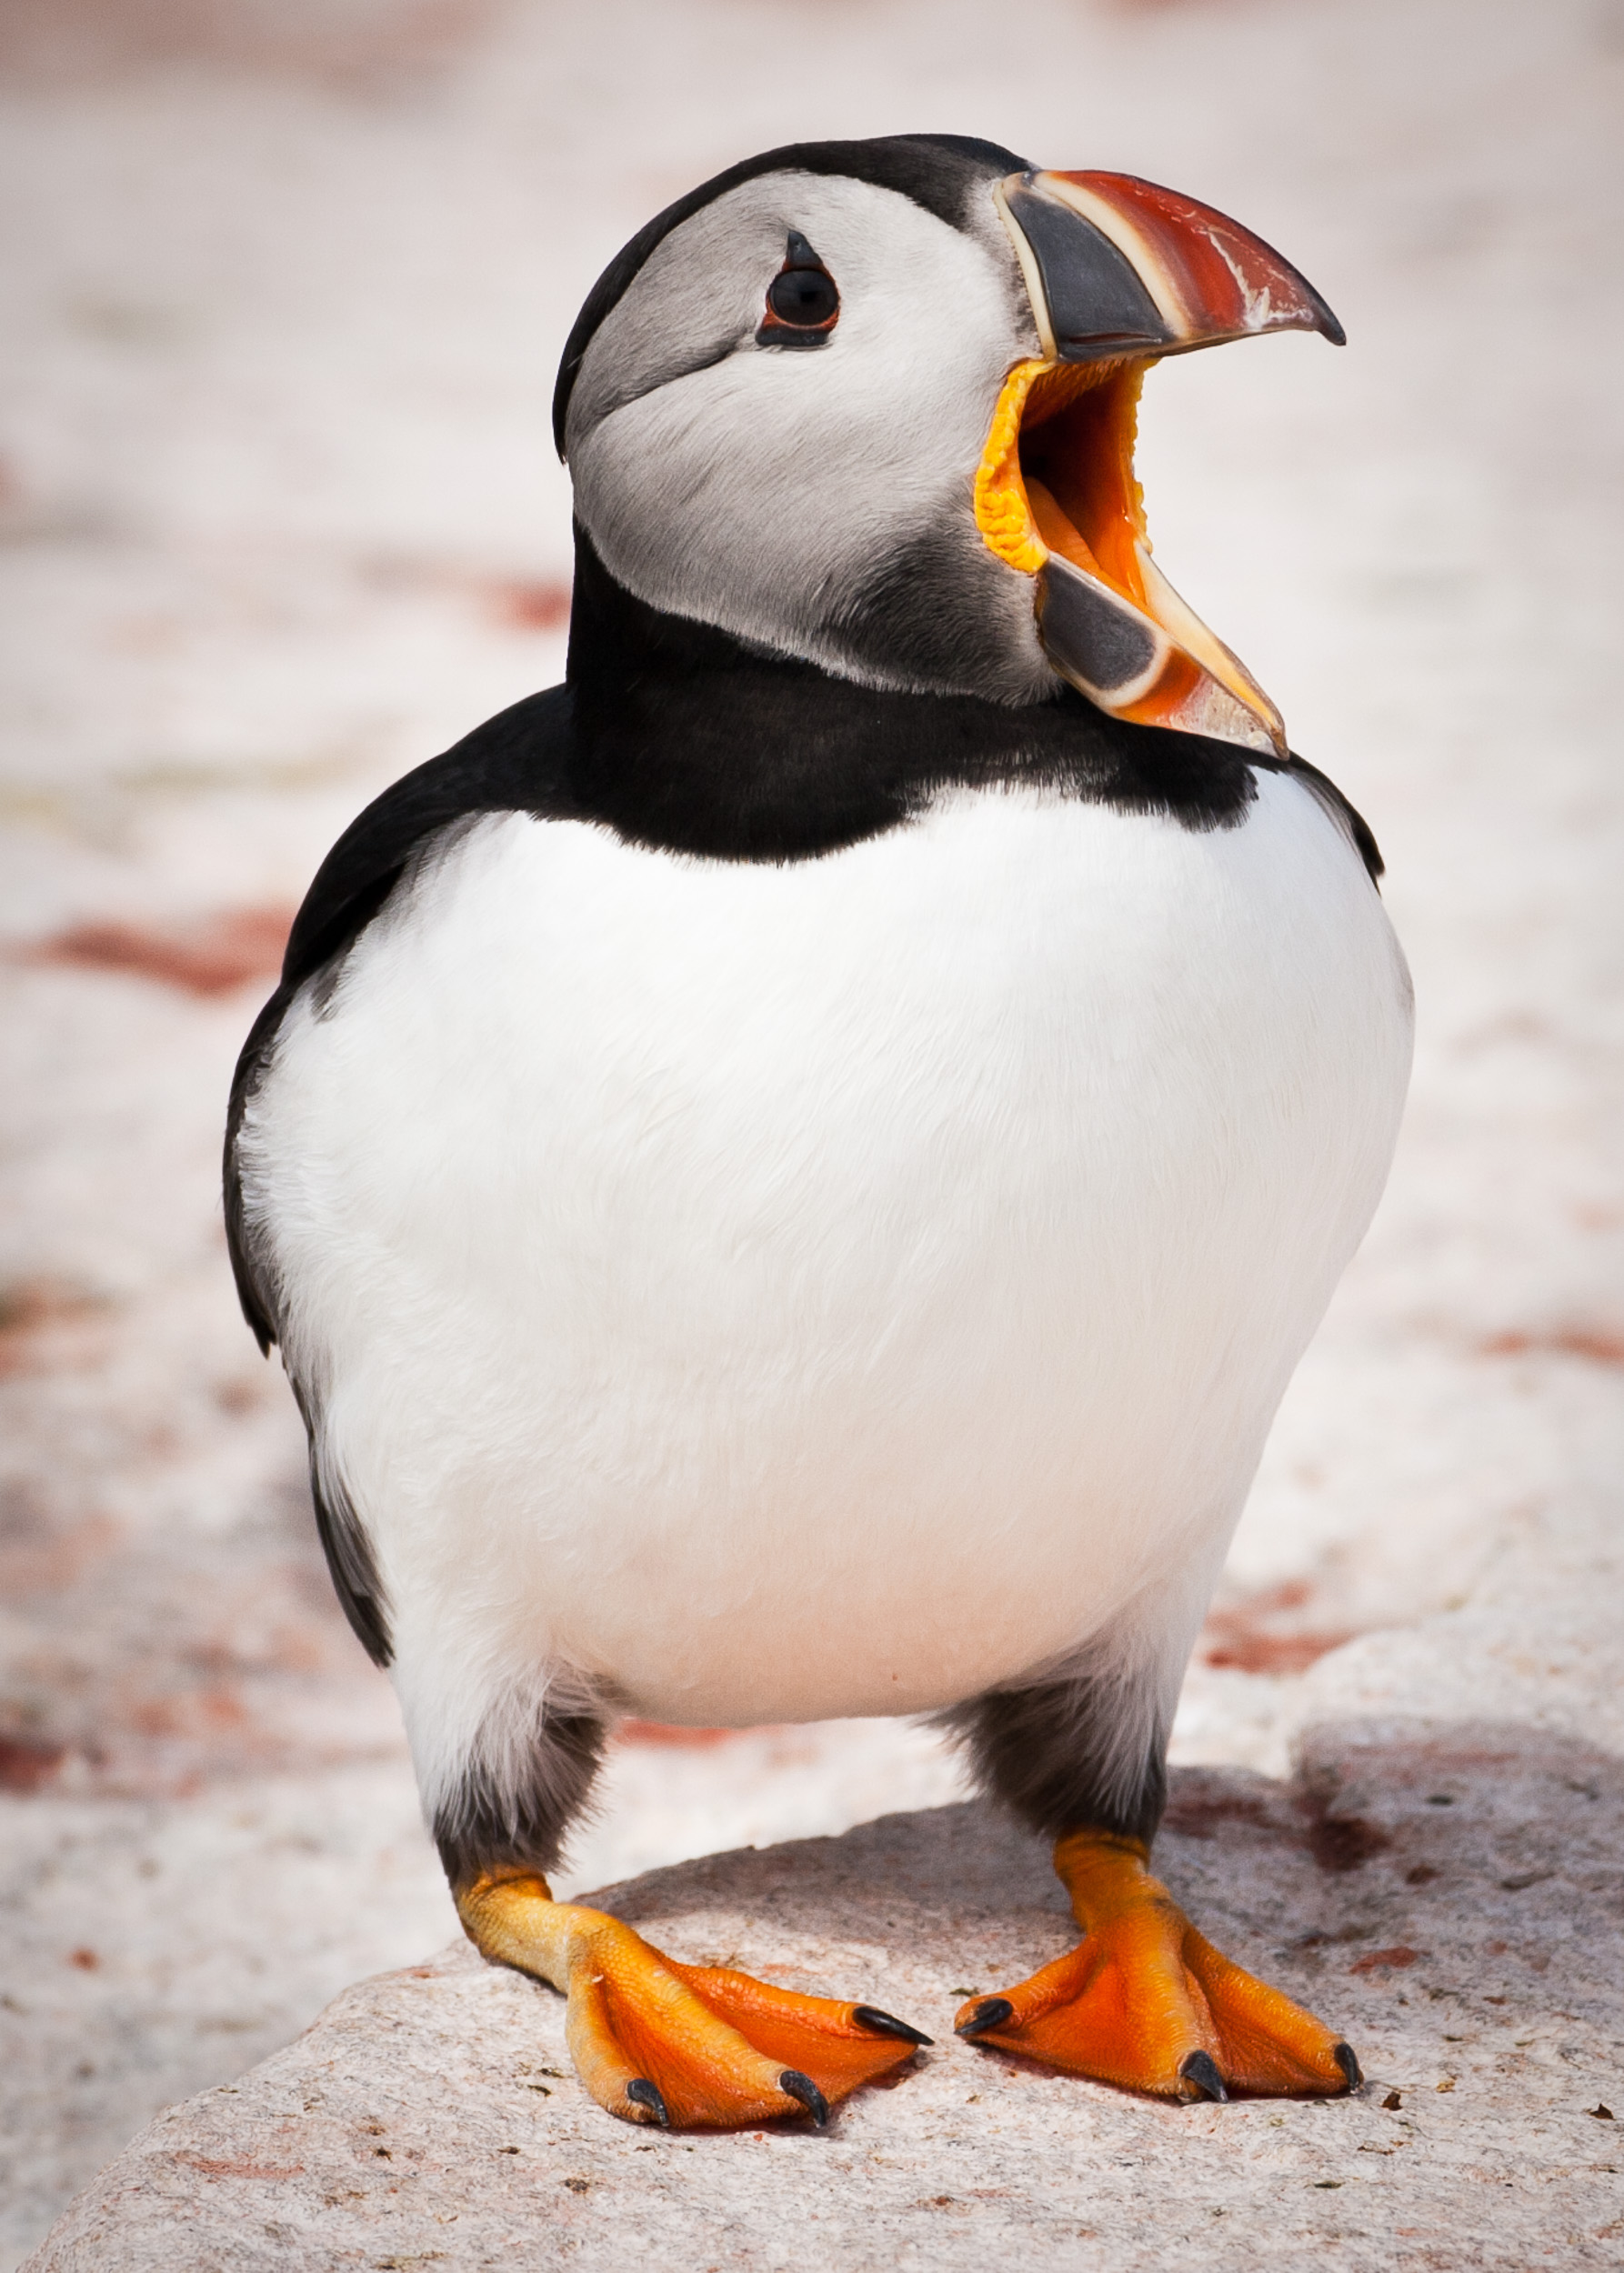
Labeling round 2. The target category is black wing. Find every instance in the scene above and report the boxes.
[1272,753,1384,884]
[221,685,577,1668]
[223,683,578,1356]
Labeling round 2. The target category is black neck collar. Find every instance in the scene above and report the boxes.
[562,526,1264,862]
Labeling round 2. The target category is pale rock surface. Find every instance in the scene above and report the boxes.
[25,1737,1624,2271]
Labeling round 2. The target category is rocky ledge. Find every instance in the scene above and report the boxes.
[25,1727,1624,2271]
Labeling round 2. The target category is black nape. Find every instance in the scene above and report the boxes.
[563,526,1277,866]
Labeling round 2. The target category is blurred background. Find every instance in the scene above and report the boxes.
[0,0,1619,2259]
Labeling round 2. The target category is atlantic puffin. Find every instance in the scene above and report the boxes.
[226,135,1412,2128]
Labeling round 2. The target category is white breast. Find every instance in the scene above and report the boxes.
[240,773,1411,1776]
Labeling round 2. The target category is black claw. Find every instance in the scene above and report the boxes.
[1178,2050,1229,2103]
[1333,2042,1363,2092]
[851,2004,933,2048]
[778,2069,829,2128]
[956,1997,1015,2039]
[625,2078,670,2128]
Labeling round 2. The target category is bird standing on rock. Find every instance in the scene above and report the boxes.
[226,135,1412,2128]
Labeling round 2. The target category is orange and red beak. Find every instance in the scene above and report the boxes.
[980,169,1343,754]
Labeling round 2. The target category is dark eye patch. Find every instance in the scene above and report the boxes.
[757,231,839,347]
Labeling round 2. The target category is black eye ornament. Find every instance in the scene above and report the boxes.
[757,231,839,346]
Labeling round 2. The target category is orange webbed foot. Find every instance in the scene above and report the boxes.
[458,1872,929,2130]
[955,1830,1359,2103]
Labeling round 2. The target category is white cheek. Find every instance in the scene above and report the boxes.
[569,188,1025,661]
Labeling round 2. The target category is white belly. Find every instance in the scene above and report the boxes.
[242,775,1411,1739]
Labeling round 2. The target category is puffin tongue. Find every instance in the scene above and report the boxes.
[975,355,1288,756]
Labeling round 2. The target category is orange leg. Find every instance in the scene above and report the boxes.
[955,1829,1359,2101]
[458,1870,929,2130]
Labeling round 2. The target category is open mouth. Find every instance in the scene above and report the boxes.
[975,355,1288,756]
[976,167,1344,756]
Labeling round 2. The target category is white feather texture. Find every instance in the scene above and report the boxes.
[237,774,1411,1825]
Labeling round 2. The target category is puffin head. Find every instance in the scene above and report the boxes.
[556,135,1341,757]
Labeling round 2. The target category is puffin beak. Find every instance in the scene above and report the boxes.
[979,170,1344,755]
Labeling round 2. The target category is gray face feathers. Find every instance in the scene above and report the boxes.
[564,165,1055,705]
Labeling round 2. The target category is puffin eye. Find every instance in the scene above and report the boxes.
[767,265,838,326]
[757,231,839,346]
